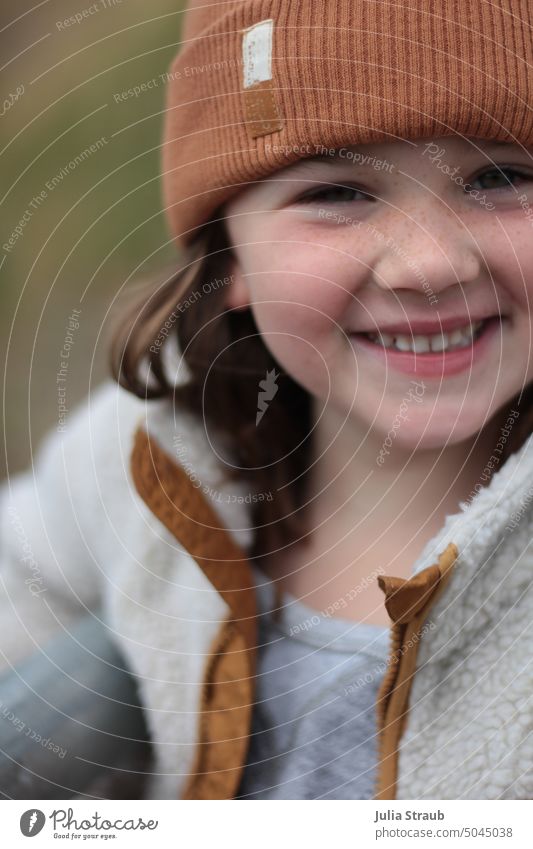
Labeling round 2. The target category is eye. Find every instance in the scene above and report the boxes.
[292,183,372,205]
[467,166,533,194]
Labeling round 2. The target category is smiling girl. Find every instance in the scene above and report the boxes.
[2,0,533,802]
[218,132,533,631]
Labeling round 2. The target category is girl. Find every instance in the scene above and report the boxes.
[2,0,533,801]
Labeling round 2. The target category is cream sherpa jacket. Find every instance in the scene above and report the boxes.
[1,345,532,800]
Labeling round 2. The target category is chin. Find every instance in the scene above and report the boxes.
[371,412,486,455]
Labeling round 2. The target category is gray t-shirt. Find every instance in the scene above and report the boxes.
[236,565,390,800]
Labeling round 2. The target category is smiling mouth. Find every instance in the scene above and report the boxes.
[356,318,493,354]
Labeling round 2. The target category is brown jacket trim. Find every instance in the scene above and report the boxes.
[182,618,254,799]
[130,425,257,799]
[130,425,257,650]
[374,542,458,800]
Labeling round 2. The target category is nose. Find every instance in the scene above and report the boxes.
[369,200,483,298]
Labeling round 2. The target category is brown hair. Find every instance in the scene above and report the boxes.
[109,215,312,564]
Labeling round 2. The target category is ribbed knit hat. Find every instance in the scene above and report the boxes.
[161,0,533,247]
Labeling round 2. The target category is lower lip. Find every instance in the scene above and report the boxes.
[349,317,503,378]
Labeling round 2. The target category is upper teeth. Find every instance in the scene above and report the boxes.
[365,320,485,353]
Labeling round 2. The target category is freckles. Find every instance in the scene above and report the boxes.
[475,232,532,304]
[483,219,533,267]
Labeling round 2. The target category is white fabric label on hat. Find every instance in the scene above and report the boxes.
[242,19,274,89]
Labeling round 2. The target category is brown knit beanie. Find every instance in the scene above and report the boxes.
[161,0,533,248]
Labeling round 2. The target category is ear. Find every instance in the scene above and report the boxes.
[224,254,251,312]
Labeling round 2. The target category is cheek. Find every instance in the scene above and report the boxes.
[250,295,336,390]
[244,249,358,394]
[481,220,533,307]
[236,235,372,390]
[243,240,361,337]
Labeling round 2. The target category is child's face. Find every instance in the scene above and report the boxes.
[223,135,533,450]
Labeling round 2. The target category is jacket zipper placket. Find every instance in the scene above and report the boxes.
[374,542,458,800]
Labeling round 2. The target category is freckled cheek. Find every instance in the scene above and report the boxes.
[245,244,355,335]
[484,229,533,308]
[506,267,533,308]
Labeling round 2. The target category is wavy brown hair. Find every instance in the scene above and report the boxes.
[109,215,312,563]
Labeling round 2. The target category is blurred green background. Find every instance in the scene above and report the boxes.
[1,0,187,478]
